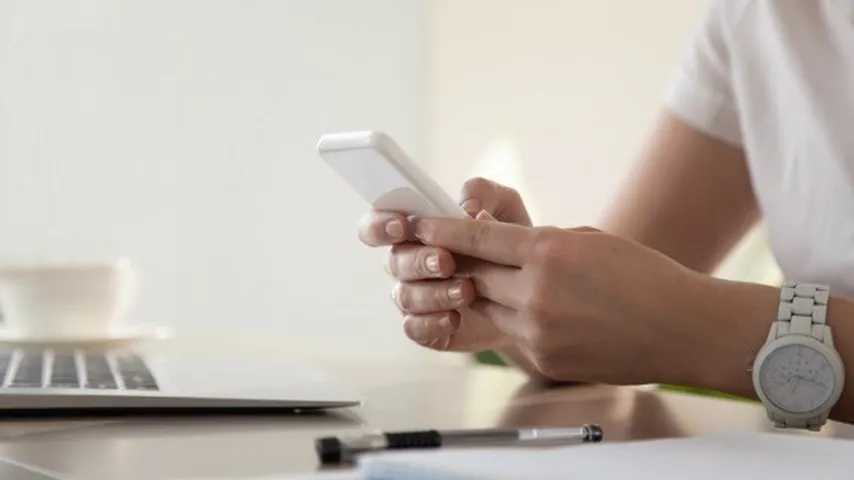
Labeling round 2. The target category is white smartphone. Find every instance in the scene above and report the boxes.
[317,131,468,218]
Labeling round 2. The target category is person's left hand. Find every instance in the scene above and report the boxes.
[413,216,711,384]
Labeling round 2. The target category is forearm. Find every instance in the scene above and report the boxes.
[666,273,854,423]
[601,112,759,274]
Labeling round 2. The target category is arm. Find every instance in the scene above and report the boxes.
[497,111,765,382]
[600,112,854,421]
[602,111,760,274]
[412,212,854,424]
[407,113,854,422]
[356,112,761,382]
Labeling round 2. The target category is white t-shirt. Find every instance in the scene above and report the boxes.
[666,0,854,296]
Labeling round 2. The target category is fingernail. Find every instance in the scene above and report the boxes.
[426,254,440,273]
[461,198,481,217]
[476,209,496,221]
[448,282,464,302]
[385,219,404,239]
[439,315,452,330]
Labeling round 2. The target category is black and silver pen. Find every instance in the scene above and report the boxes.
[316,424,602,464]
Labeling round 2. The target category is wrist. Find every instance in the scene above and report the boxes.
[665,274,777,397]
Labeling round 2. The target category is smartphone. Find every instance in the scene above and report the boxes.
[317,131,468,218]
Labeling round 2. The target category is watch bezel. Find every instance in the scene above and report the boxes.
[752,334,845,422]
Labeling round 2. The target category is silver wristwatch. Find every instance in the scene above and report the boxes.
[752,282,845,430]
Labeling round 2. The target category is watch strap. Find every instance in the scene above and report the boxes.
[774,282,830,343]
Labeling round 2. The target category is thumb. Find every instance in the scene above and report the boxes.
[459,177,532,226]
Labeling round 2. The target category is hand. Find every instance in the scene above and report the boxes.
[411,217,710,384]
[357,178,532,351]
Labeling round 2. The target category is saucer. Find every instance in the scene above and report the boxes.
[0,324,173,347]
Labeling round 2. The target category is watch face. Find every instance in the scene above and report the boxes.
[759,343,836,413]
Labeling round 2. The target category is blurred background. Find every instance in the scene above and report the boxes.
[0,0,780,359]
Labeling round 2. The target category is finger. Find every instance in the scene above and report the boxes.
[358,211,414,247]
[467,299,525,341]
[402,311,460,345]
[387,244,455,281]
[414,217,533,267]
[392,279,475,314]
[455,257,522,308]
[459,177,532,225]
[403,306,509,352]
[446,302,515,351]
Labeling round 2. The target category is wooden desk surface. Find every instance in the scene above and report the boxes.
[0,335,852,479]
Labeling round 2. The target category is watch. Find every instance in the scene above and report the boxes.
[752,282,845,430]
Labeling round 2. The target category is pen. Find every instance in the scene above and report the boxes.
[316,424,603,464]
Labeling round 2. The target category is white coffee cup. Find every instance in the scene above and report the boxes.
[0,259,137,338]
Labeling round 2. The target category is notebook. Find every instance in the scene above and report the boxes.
[354,432,854,480]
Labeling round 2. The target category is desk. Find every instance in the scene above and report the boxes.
[0,336,852,479]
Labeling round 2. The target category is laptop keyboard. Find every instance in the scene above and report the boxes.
[0,350,158,391]
[10,352,43,388]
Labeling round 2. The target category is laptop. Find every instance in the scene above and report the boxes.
[0,346,359,412]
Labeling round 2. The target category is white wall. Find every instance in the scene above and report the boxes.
[0,0,424,350]
[422,0,705,226]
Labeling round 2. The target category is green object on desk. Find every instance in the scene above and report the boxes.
[657,384,753,402]
[475,350,506,366]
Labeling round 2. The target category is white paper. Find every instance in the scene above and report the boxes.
[252,472,360,480]
[357,432,854,480]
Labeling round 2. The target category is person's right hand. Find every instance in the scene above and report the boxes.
[357,177,533,352]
